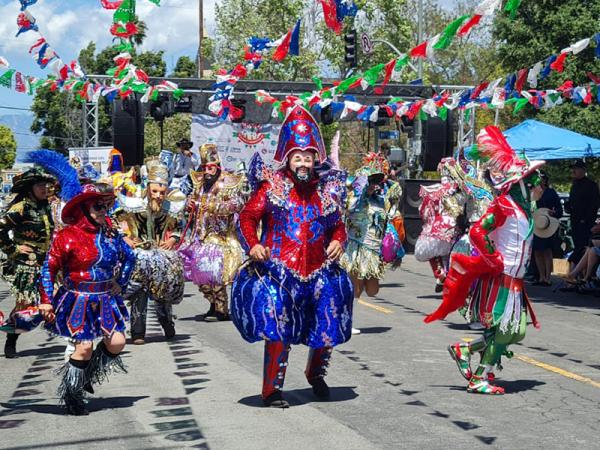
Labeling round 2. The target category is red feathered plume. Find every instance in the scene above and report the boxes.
[476,125,523,173]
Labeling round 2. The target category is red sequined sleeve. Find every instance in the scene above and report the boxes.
[469,196,508,273]
[330,214,348,248]
[237,181,269,253]
[39,231,66,304]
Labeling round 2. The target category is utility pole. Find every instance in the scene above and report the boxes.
[413,0,423,177]
[197,0,204,78]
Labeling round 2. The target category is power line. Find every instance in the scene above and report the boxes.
[0,105,33,112]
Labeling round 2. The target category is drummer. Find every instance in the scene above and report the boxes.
[116,161,185,345]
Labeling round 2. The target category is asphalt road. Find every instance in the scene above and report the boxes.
[1,256,599,449]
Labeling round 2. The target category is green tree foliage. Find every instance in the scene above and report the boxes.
[493,0,600,134]
[144,113,192,156]
[30,87,85,153]
[493,0,600,186]
[0,125,17,169]
[171,56,197,78]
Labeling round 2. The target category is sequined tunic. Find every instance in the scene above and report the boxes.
[40,216,136,341]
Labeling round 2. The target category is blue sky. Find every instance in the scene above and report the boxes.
[0,0,214,113]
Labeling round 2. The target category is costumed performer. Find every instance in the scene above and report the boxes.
[179,143,245,322]
[116,160,185,344]
[0,167,54,358]
[30,150,135,415]
[414,158,466,292]
[424,126,543,395]
[231,105,353,408]
[341,152,404,333]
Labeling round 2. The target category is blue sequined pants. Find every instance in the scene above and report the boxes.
[231,261,354,348]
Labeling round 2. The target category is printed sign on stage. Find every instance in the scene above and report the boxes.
[191,114,280,171]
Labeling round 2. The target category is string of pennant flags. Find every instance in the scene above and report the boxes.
[208,0,521,121]
[1,0,182,104]
[253,31,600,124]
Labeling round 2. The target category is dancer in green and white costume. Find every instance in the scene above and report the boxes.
[425,126,544,395]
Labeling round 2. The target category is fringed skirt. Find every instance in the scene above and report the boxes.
[125,248,185,305]
[45,280,129,342]
[178,234,243,287]
[231,261,354,348]
[414,236,454,262]
[469,273,525,333]
[341,240,386,280]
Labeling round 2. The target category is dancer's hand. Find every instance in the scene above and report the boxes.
[249,244,270,262]
[123,237,140,248]
[159,237,177,250]
[326,240,344,261]
[17,244,33,254]
[110,280,122,296]
[38,304,55,323]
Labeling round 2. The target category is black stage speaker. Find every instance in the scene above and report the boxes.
[403,217,422,254]
[402,179,438,219]
[422,112,453,171]
[113,97,145,167]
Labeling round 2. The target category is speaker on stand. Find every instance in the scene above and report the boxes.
[112,96,145,167]
[401,179,439,254]
[422,111,454,172]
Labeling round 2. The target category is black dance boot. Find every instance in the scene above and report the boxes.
[58,359,90,415]
[305,347,333,400]
[4,333,19,359]
[86,341,127,389]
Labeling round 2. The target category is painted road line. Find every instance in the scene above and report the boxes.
[357,299,394,314]
[515,354,600,389]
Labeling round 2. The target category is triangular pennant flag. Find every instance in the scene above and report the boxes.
[410,41,428,58]
[504,0,522,19]
[474,0,501,16]
[550,52,568,73]
[514,68,528,92]
[457,15,482,37]
[434,15,470,50]
[360,63,385,90]
[382,59,397,86]
[0,69,16,88]
[527,61,543,88]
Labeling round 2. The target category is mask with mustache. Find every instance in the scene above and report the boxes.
[292,166,313,183]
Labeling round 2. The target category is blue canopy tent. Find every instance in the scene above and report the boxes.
[503,119,600,160]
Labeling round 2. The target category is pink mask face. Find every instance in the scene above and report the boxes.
[288,150,315,181]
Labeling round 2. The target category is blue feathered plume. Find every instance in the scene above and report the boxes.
[25,150,82,202]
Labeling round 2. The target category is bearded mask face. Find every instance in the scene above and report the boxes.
[288,150,316,183]
[147,183,167,213]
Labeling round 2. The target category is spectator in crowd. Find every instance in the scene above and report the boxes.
[532,173,562,286]
[566,160,600,264]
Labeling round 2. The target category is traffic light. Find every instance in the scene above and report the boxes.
[150,93,175,122]
[344,30,358,68]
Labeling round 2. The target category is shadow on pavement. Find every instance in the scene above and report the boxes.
[379,283,405,288]
[238,386,359,408]
[129,334,192,345]
[527,283,600,310]
[416,294,443,300]
[357,327,392,335]
[12,345,64,358]
[1,395,149,416]
[495,379,546,394]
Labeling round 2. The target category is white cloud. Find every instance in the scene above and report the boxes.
[0,0,217,74]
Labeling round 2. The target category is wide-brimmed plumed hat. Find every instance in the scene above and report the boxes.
[10,168,54,194]
[24,150,114,224]
[468,125,545,190]
[275,105,327,164]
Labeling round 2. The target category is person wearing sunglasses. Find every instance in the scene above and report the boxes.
[27,150,136,415]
